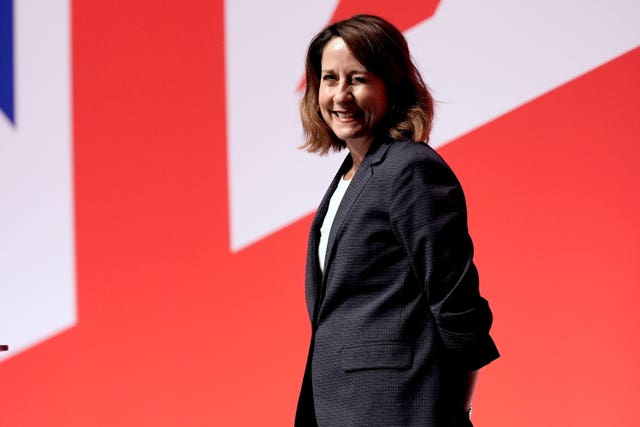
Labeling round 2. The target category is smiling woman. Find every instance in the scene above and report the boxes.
[300,14,433,158]
[295,15,499,427]
[317,37,388,174]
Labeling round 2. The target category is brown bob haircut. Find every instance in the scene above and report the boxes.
[300,14,435,154]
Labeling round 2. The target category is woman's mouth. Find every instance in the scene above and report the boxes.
[333,111,359,119]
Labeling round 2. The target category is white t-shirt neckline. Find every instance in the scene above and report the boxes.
[318,175,352,271]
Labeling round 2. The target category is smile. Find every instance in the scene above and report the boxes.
[333,111,359,119]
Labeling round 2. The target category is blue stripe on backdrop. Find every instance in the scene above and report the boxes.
[0,0,14,124]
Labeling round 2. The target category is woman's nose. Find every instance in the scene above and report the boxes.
[333,82,353,103]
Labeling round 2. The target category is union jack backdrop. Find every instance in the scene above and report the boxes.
[1,0,639,425]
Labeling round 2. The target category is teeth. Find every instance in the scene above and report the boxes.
[335,112,355,118]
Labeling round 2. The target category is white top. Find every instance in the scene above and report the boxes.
[318,176,352,271]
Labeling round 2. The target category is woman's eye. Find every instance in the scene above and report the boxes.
[321,74,337,81]
[352,76,367,84]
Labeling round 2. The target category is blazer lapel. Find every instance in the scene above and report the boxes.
[306,154,352,324]
[306,140,391,325]
[321,141,391,285]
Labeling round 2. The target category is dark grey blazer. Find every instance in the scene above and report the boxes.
[295,139,499,427]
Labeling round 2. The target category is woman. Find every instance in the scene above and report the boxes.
[295,15,499,427]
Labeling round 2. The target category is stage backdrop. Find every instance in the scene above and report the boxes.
[1,0,639,425]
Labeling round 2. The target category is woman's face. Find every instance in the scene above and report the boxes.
[318,37,388,149]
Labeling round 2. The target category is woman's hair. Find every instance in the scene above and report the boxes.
[300,14,435,154]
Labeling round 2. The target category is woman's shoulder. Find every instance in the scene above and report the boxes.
[383,139,451,172]
[376,140,467,211]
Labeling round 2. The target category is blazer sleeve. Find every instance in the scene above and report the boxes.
[388,148,499,370]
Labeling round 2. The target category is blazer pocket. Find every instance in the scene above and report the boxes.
[341,342,413,372]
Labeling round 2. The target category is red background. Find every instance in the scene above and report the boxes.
[1,1,639,425]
